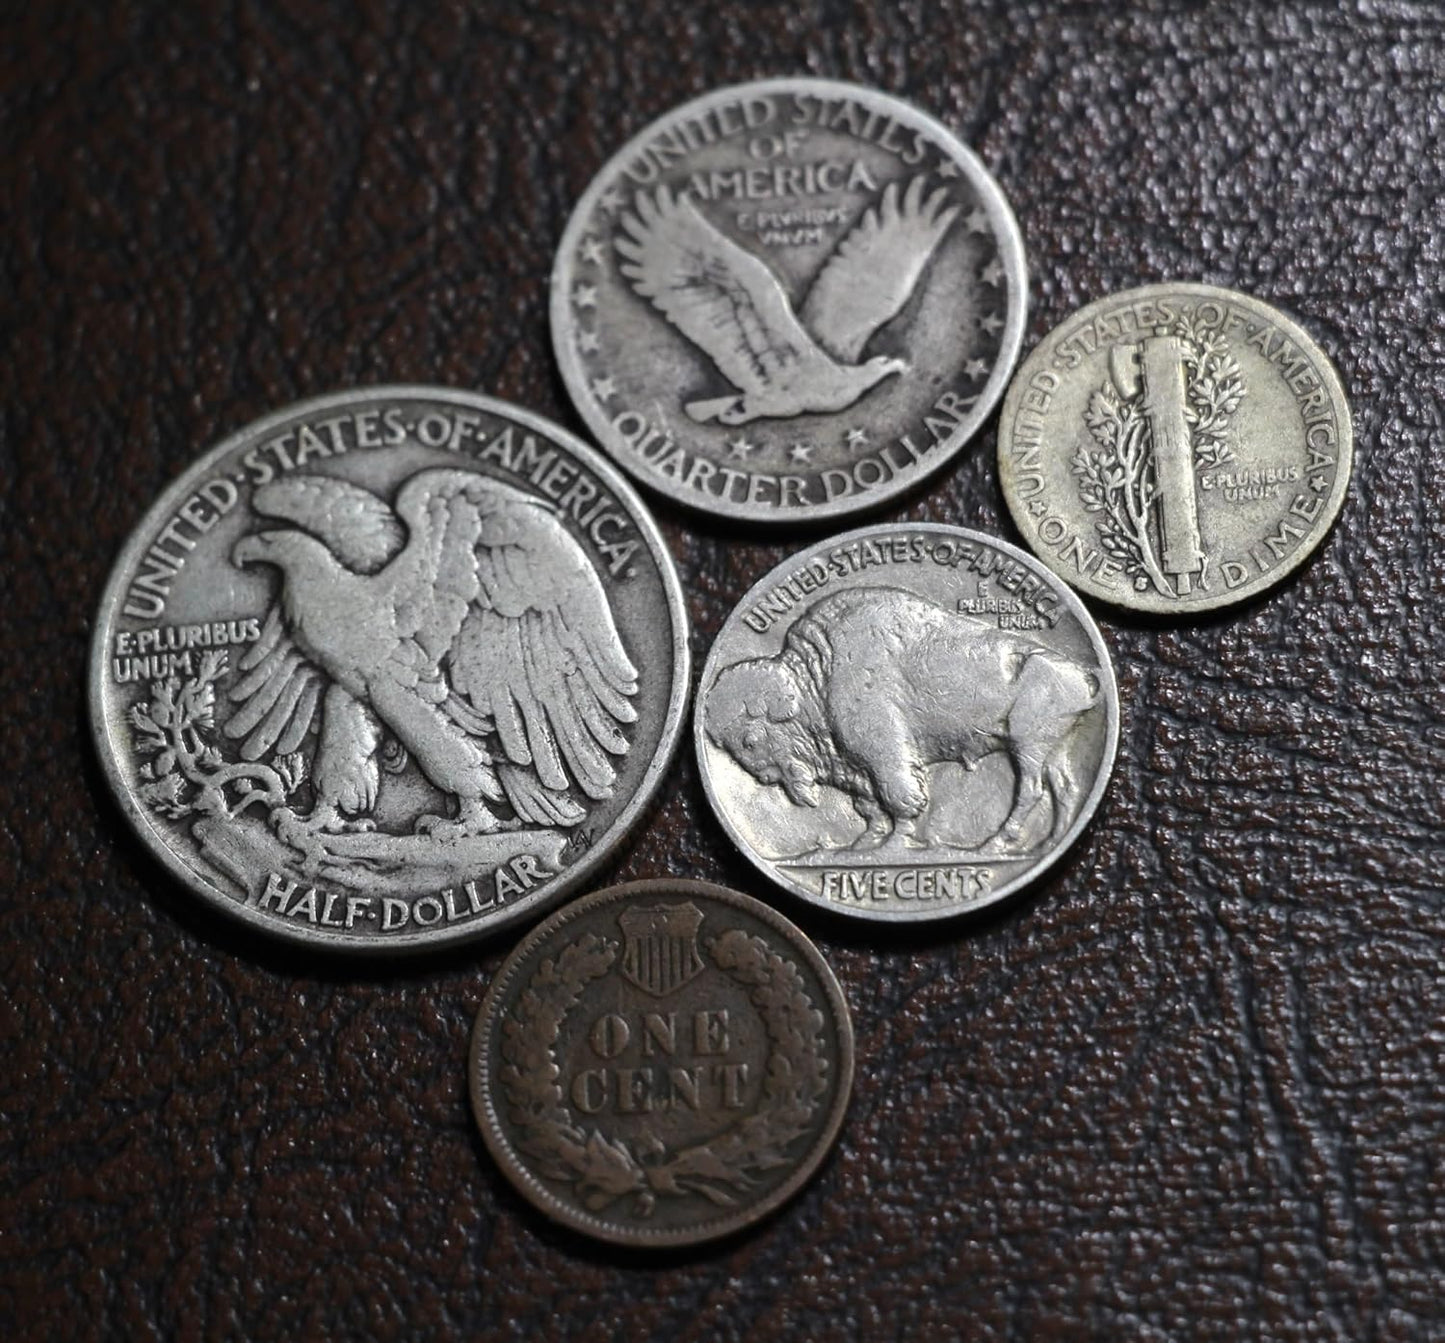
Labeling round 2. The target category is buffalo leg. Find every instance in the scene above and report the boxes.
[848,793,895,850]
[1044,753,1079,842]
[831,709,931,849]
[997,746,1048,851]
[870,760,930,852]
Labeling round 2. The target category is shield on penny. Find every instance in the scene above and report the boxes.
[617,903,705,997]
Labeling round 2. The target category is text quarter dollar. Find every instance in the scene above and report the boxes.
[551,78,1028,522]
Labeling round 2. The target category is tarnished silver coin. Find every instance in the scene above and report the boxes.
[695,524,1119,921]
[551,77,1027,522]
[88,388,690,953]
[999,283,1353,613]
[469,878,854,1247]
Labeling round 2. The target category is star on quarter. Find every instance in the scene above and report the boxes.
[695,524,1119,922]
[469,879,855,1247]
[998,283,1353,613]
[88,388,690,952]
[551,77,1027,522]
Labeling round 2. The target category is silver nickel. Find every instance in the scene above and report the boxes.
[551,78,1028,522]
[999,283,1353,613]
[695,524,1119,922]
[88,388,690,953]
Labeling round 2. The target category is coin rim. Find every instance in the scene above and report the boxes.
[550,76,1029,523]
[468,877,855,1247]
[997,281,1355,614]
[87,386,692,955]
[693,522,1120,921]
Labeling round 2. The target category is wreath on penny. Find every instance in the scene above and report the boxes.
[497,928,830,1217]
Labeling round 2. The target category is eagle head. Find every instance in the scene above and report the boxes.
[713,400,751,426]
[865,354,908,381]
[232,529,344,641]
[232,529,333,579]
[232,530,287,570]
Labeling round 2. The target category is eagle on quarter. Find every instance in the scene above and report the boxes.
[225,469,638,842]
[615,176,961,425]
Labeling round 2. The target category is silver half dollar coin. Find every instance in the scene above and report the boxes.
[694,524,1119,922]
[551,77,1028,523]
[89,387,691,953]
[998,283,1353,614]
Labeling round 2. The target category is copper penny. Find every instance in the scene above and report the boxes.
[469,878,854,1246]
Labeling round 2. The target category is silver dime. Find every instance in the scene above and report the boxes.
[551,77,1027,522]
[695,524,1119,922]
[88,388,690,953]
[998,283,1353,613]
[469,878,854,1247]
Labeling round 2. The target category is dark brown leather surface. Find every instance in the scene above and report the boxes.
[4,2,1443,1339]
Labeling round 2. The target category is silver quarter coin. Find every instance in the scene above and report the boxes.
[88,388,690,953]
[551,78,1027,523]
[469,878,854,1247]
[695,524,1119,922]
[998,283,1353,613]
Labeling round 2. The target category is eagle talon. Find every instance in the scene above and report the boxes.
[415,799,502,840]
[274,804,375,837]
[272,805,378,870]
[321,816,375,833]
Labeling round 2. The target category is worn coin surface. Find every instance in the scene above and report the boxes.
[695,524,1119,921]
[998,283,1353,613]
[469,878,854,1247]
[88,388,690,953]
[551,77,1027,522]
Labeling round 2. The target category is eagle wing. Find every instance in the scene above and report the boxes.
[799,176,960,363]
[391,469,639,826]
[615,186,832,394]
[225,475,404,760]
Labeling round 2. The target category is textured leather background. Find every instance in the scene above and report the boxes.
[3,2,1443,1339]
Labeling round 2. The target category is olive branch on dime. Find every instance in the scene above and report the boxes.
[498,928,830,1219]
[128,650,306,820]
[1071,388,1169,594]
[1175,311,1246,470]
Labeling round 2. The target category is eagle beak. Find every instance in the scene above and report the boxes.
[232,535,268,568]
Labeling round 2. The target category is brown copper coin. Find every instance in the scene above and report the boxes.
[469,878,854,1246]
